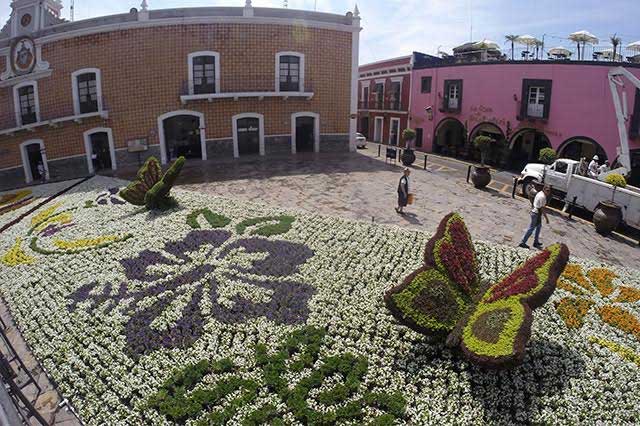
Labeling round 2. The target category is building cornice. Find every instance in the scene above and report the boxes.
[412,59,640,71]
[0,14,359,55]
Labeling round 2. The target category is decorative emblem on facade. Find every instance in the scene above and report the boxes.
[20,13,32,28]
[10,36,37,75]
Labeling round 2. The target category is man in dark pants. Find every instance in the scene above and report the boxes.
[519,185,551,249]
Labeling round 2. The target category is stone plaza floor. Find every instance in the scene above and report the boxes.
[164,148,640,270]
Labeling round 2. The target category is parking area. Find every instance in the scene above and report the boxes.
[138,148,640,270]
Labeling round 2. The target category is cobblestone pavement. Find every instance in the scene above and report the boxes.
[0,300,81,426]
[174,149,640,270]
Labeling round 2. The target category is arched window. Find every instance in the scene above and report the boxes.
[188,52,220,95]
[72,68,103,115]
[276,52,304,92]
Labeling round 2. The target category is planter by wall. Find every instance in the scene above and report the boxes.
[471,165,491,189]
[593,201,622,235]
[401,149,416,166]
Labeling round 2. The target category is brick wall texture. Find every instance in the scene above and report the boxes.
[0,23,353,173]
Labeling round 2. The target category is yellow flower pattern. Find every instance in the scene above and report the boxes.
[556,263,640,366]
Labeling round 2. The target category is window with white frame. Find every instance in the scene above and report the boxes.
[527,86,545,118]
[18,85,37,124]
[188,52,220,95]
[72,68,103,116]
[77,73,98,113]
[276,52,304,92]
[13,81,39,126]
[448,84,459,110]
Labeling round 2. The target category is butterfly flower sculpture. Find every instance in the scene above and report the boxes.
[119,156,185,210]
[385,213,569,368]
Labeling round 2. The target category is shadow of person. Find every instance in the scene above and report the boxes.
[400,211,422,225]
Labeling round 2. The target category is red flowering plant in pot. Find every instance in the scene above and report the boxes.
[385,212,569,369]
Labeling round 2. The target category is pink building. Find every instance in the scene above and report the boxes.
[408,56,640,184]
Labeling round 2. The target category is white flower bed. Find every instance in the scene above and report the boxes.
[0,176,638,425]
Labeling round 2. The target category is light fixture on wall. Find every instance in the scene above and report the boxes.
[425,106,433,121]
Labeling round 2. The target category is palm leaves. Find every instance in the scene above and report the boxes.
[505,35,519,60]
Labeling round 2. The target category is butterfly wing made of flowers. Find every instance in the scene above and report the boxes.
[119,157,163,205]
[446,243,569,368]
[384,213,478,337]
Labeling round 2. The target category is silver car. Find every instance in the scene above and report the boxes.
[356,133,367,148]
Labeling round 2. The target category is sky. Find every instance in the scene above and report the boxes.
[2,0,639,64]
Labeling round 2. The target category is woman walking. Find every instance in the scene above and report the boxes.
[395,168,411,214]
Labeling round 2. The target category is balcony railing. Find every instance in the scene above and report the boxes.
[527,103,545,118]
[179,79,314,104]
[0,98,109,136]
[358,100,406,111]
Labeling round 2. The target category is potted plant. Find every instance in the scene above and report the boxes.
[470,135,493,189]
[593,173,626,235]
[538,147,557,165]
[401,128,417,166]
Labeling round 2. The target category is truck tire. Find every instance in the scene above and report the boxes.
[521,178,538,198]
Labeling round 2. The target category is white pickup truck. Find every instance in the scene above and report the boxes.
[520,159,640,230]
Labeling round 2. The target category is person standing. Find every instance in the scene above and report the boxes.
[395,168,411,214]
[588,155,599,179]
[36,162,46,184]
[519,185,551,249]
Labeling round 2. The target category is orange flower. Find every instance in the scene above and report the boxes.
[556,264,640,344]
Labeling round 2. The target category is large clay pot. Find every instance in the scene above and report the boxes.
[471,166,492,189]
[593,201,622,235]
[401,149,416,166]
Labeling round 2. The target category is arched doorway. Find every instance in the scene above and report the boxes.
[508,129,551,171]
[291,112,319,154]
[468,122,506,166]
[84,128,116,174]
[232,113,265,158]
[19,139,49,183]
[433,118,465,157]
[558,137,608,163]
[157,110,206,164]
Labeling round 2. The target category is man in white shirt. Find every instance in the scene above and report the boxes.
[588,155,599,179]
[519,185,551,249]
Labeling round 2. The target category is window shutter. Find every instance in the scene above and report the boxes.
[443,80,450,111]
[630,88,640,138]
[519,80,529,119]
[543,80,552,119]
[457,80,463,112]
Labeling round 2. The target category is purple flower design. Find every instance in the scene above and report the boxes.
[96,187,125,205]
[68,230,315,357]
[40,223,75,237]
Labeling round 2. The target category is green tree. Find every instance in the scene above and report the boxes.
[610,34,622,62]
[505,35,519,60]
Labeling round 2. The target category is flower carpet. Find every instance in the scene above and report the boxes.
[0,176,639,425]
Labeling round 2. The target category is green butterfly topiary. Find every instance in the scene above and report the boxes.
[385,213,569,369]
[119,156,186,210]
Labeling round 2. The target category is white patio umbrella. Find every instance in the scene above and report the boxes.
[569,30,599,60]
[548,46,572,59]
[515,35,541,59]
[627,41,640,52]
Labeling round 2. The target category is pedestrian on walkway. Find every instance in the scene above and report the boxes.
[395,168,410,214]
[588,155,599,179]
[519,185,551,249]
